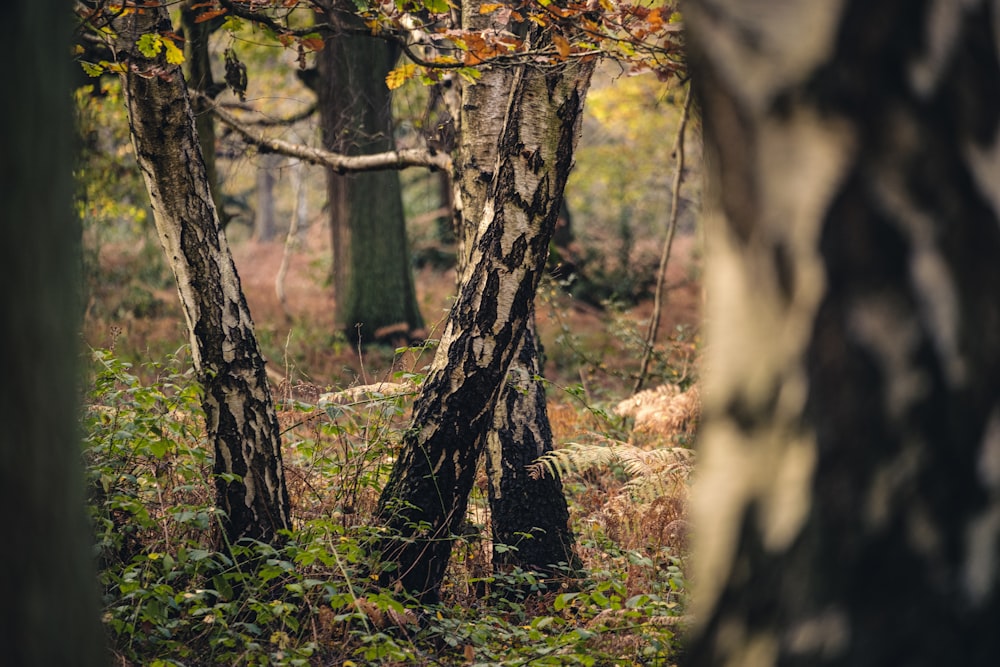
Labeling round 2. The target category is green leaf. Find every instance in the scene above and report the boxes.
[423,0,449,13]
[553,592,578,611]
[80,61,104,77]
[136,33,162,59]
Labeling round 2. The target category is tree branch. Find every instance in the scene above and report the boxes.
[209,99,452,173]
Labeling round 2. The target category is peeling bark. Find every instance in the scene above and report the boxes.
[375,39,593,601]
[686,0,1000,664]
[455,4,581,575]
[109,2,290,544]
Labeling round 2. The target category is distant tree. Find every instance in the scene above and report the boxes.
[685,1,1000,664]
[314,1,424,341]
[0,2,105,665]
[94,1,292,545]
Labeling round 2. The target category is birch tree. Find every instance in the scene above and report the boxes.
[685,0,1000,664]
[374,35,594,602]
[93,1,292,544]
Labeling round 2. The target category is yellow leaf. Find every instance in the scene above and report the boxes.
[479,2,503,12]
[385,63,418,90]
[162,37,185,65]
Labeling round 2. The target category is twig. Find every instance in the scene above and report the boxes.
[634,84,693,394]
[276,160,306,321]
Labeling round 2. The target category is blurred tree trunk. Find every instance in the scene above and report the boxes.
[455,0,579,576]
[0,3,105,665]
[181,0,228,226]
[685,1,1000,664]
[255,152,280,242]
[109,2,291,545]
[316,3,423,341]
[374,40,593,602]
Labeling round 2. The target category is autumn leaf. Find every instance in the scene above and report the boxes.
[479,2,503,13]
[552,33,571,58]
[385,63,418,90]
[300,35,325,51]
[162,36,185,65]
[194,8,227,23]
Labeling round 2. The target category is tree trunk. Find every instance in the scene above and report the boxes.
[1,4,105,665]
[685,1,1000,664]
[255,152,280,242]
[455,2,580,574]
[110,3,291,545]
[181,0,227,226]
[375,44,593,602]
[316,6,423,340]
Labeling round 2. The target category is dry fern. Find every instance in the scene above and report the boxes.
[614,383,700,446]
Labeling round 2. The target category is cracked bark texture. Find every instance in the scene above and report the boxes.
[375,41,593,601]
[685,0,1000,664]
[455,2,581,575]
[111,3,291,545]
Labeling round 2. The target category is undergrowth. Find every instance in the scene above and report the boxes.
[83,348,690,666]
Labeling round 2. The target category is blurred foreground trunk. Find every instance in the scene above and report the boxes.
[685,1,1000,664]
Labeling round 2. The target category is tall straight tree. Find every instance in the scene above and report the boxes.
[1,3,105,665]
[374,29,594,601]
[103,1,291,544]
[685,0,1000,664]
[316,1,424,340]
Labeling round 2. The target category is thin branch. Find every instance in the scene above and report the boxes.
[219,100,318,126]
[209,99,452,173]
[634,83,693,394]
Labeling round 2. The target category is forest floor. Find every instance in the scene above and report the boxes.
[85,220,702,401]
[82,222,703,666]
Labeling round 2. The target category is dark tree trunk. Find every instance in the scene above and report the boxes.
[374,45,593,602]
[109,2,291,545]
[316,6,423,340]
[181,0,227,226]
[685,1,1000,665]
[485,319,579,573]
[2,3,105,665]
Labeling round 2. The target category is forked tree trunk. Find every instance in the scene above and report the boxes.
[455,2,580,574]
[110,3,291,544]
[375,42,593,602]
[685,1,1000,664]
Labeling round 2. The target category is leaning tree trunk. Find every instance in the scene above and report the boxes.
[316,4,423,341]
[455,2,580,575]
[110,3,291,545]
[685,1,1000,665]
[1,3,105,664]
[375,42,593,602]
